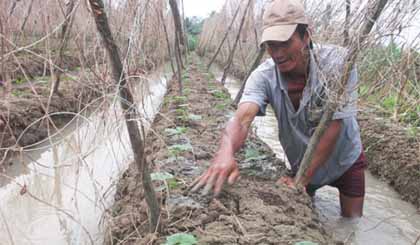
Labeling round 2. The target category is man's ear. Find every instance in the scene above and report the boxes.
[304,26,314,49]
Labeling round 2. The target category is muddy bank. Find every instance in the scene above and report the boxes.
[359,113,420,208]
[0,78,102,171]
[106,58,333,244]
[5,52,97,82]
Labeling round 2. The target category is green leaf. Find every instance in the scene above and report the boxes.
[244,148,267,162]
[188,114,202,121]
[151,172,174,181]
[294,241,319,245]
[164,127,188,136]
[165,233,197,245]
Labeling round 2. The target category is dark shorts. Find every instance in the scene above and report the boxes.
[307,152,368,198]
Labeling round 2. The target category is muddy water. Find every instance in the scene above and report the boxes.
[222,76,420,244]
[0,70,169,245]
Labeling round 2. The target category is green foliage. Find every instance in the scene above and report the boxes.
[215,103,228,110]
[175,107,189,121]
[165,233,197,245]
[358,84,369,97]
[164,127,188,136]
[167,178,180,189]
[381,95,397,110]
[244,147,266,161]
[294,242,319,245]
[187,34,199,51]
[206,72,215,80]
[188,114,202,121]
[151,172,181,192]
[173,96,188,104]
[12,78,25,85]
[11,90,23,97]
[211,90,230,100]
[183,88,191,95]
[185,16,203,35]
[151,172,174,181]
[407,126,418,138]
[182,73,190,80]
[168,143,192,157]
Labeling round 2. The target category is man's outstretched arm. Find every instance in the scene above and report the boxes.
[190,102,260,196]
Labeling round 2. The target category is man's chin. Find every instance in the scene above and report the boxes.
[277,63,295,73]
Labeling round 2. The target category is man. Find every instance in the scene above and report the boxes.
[191,0,367,218]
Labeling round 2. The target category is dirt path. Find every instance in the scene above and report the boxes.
[359,113,420,208]
[106,57,333,244]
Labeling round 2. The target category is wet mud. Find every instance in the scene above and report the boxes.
[359,114,420,208]
[106,58,333,244]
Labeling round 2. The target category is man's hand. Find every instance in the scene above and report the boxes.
[277,176,296,188]
[190,154,240,196]
[190,102,259,197]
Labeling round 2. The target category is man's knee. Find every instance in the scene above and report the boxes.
[340,193,364,218]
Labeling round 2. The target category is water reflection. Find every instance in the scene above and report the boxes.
[0,71,168,245]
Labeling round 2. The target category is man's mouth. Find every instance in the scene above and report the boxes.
[275,58,288,65]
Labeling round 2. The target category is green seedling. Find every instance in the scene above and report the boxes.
[407,126,419,138]
[173,96,188,104]
[164,127,188,136]
[182,73,190,80]
[215,103,228,110]
[188,114,202,121]
[245,147,267,162]
[168,143,192,157]
[12,78,25,85]
[294,241,319,245]
[151,172,174,181]
[381,95,397,110]
[11,90,23,97]
[211,90,230,100]
[183,88,191,95]
[165,233,197,245]
[206,72,215,80]
[151,172,180,192]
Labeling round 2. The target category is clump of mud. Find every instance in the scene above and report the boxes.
[106,58,333,244]
[359,114,420,208]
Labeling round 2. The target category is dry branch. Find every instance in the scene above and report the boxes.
[87,0,160,232]
[233,47,265,106]
[207,2,242,71]
[169,0,184,95]
[220,0,253,84]
[52,0,77,95]
[295,0,390,186]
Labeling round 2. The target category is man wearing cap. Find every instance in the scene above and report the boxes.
[191,0,366,218]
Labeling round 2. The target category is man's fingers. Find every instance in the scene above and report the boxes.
[227,169,240,185]
[190,172,209,193]
[213,171,229,196]
[201,172,218,195]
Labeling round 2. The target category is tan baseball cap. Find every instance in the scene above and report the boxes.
[260,0,308,47]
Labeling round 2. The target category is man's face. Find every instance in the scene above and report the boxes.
[265,31,309,73]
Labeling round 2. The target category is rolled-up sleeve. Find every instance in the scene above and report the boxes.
[333,65,358,120]
[239,70,269,116]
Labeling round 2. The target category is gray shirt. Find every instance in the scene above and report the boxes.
[239,44,362,186]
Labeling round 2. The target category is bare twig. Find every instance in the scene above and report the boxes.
[87,0,160,232]
[295,0,390,186]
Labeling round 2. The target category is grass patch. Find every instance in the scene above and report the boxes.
[211,90,230,100]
